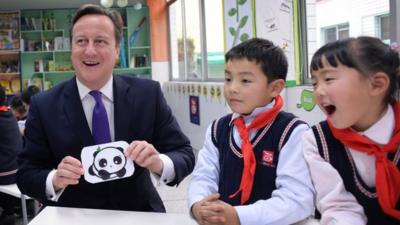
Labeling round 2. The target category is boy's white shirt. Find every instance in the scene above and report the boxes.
[188,100,315,225]
[303,104,394,225]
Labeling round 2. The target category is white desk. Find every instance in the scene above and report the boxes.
[0,184,32,225]
[28,206,197,225]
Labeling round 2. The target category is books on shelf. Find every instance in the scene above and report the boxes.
[0,11,20,50]
[54,37,63,50]
[32,78,43,90]
[0,78,19,94]
[0,80,11,94]
[34,60,44,72]
[23,39,42,51]
[63,37,70,50]
[10,78,20,93]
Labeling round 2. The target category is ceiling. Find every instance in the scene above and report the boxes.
[0,0,138,10]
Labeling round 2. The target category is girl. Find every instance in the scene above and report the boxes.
[304,36,400,225]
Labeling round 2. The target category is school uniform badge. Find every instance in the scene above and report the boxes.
[261,150,275,167]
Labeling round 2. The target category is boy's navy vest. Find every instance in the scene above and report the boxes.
[312,121,400,225]
[211,111,305,206]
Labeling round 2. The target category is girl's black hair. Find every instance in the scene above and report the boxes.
[225,38,288,82]
[310,36,400,103]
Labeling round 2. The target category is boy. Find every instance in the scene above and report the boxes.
[188,38,314,225]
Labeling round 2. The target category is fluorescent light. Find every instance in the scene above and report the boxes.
[117,0,128,7]
[100,0,114,8]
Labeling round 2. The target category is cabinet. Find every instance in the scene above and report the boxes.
[19,6,151,91]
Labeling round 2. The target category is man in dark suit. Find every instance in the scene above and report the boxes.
[16,4,194,212]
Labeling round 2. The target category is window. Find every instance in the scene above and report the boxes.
[184,0,202,80]
[303,0,390,83]
[169,0,185,80]
[376,14,390,43]
[204,0,224,79]
[168,0,225,81]
[321,23,349,44]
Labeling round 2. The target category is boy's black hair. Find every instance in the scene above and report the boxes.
[0,84,5,105]
[10,95,26,115]
[310,36,400,103]
[225,38,288,81]
[21,85,40,105]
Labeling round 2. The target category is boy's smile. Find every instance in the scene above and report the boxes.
[224,59,276,115]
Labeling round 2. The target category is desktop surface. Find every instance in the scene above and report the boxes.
[28,206,197,225]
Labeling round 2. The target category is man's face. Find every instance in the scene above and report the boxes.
[71,14,120,90]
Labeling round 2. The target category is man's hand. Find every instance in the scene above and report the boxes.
[125,140,163,175]
[52,156,84,192]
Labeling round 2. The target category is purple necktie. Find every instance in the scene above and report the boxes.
[90,91,111,144]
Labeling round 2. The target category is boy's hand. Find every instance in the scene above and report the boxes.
[192,193,240,225]
[192,193,222,224]
[203,200,240,225]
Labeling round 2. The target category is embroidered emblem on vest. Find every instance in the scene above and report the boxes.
[261,150,275,167]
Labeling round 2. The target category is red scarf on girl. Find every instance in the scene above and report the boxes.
[230,96,283,204]
[328,102,400,219]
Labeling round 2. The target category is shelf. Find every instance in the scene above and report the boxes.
[130,46,150,50]
[16,6,151,90]
[33,71,74,75]
[21,30,42,33]
[21,51,54,54]
[114,67,151,71]
[0,73,20,80]
[0,50,19,55]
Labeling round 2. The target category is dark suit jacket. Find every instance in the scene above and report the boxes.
[16,75,194,212]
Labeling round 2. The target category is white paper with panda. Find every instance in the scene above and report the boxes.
[81,141,135,184]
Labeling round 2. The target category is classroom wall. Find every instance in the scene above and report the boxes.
[163,82,325,150]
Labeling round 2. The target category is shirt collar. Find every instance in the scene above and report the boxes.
[76,76,114,102]
[230,99,276,125]
[360,104,393,145]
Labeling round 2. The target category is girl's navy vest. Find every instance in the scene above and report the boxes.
[312,121,400,225]
[211,111,304,206]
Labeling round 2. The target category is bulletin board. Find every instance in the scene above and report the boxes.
[254,0,296,85]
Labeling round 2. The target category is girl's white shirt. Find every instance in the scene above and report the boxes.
[303,104,394,225]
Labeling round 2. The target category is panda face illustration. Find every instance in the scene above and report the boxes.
[89,146,127,180]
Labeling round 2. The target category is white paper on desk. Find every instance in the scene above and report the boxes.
[81,141,135,184]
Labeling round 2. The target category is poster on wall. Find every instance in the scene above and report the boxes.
[189,95,200,125]
[223,0,255,51]
[254,0,296,83]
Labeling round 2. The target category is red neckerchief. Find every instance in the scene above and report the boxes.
[0,105,8,112]
[328,102,400,219]
[230,95,283,204]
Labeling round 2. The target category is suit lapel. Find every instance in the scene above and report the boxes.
[63,77,93,147]
[113,75,132,142]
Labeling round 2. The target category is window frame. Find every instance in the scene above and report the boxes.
[376,13,390,43]
[321,23,349,45]
[167,0,224,82]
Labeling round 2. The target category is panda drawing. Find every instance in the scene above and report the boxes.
[89,146,127,180]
